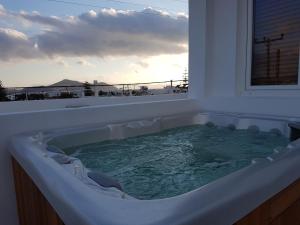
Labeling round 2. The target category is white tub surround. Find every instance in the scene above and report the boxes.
[10,113,300,225]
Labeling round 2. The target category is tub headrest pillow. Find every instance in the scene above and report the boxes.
[88,171,123,191]
[51,154,74,164]
[47,145,65,154]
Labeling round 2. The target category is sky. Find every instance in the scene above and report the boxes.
[0,0,188,87]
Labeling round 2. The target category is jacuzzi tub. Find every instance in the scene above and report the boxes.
[9,112,300,225]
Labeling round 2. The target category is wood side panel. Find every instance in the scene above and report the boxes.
[12,159,26,225]
[269,180,300,220]
[12,157,65,225]
[270,200,300,225]
[234,179,300,225]
[234,202,271,225]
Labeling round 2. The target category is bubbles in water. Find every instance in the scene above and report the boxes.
[248,125,260,133]
[227,124,236,131]
[64,125,288,200]
[270,128,282,136]
[205,122,215,128]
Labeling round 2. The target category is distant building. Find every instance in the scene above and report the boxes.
[92,80,120,96]
[9,79,120,100]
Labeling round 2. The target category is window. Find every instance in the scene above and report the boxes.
[251,0,300,86]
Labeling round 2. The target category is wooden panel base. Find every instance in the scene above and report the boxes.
[12,157,65,225]
[234,179,300,225]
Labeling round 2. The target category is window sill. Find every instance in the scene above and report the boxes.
[242,89,300,97]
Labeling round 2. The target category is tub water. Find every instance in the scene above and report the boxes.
[63,124,288,200]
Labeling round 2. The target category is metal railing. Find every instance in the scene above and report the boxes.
[2,79,189,101]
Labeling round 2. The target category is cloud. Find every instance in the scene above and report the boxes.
[0,28,41,61]
[76,59,94,67]
[0,6,188,61]
[55,59,69,67]
[19,12,70,29]
[0,4,5,16]
[136,61,149,68]
[172,63,182,68]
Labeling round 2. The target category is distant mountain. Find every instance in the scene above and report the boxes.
[11,79,120,97]
[50,79,83,87]
[50,79,119,93]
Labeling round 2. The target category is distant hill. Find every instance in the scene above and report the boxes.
[50,79,83,87]
[50,79,119,93]
[11,79,120,97]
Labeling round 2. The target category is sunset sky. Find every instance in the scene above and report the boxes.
[0,0,188,87]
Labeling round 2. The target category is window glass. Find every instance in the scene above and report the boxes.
[251,0,300,86]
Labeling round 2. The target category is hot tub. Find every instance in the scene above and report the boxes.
[9,112,300,225]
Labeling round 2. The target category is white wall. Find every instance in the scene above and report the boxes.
[0,94,187,114]
[188,0,207,99]
[205,0,238,97]
[188,0,300,119]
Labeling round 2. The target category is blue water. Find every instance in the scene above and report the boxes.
[64,125,288,200]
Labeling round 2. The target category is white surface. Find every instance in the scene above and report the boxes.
[9,113,300,225]
[188,0,207,99]
[0,94,187,114]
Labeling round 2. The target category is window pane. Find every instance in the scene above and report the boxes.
[251,0,300,86]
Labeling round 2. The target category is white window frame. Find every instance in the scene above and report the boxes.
[245,0,300,91]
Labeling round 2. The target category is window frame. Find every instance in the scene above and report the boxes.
[245,0,300,91]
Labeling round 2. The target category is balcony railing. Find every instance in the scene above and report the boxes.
[1,80,188,102]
